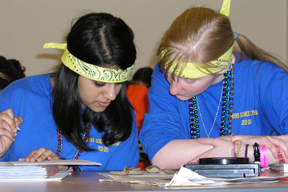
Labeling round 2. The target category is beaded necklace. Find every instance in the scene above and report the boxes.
[189,64,234,139]
[56,122,92,159]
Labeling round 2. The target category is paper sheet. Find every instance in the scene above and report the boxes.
[0,171,70,181]
[0,159,101,166]
[99,166,288,187]
[167,167,288,187]
[99,171,174,186]
[0,160,100,181]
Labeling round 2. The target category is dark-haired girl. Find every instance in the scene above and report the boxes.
[0,12,139,171]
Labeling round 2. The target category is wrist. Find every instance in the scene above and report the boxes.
[231,134,242,142]
[231,140,247,158]
[0,149,9,160]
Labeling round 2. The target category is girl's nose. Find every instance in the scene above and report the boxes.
[103,84,117,100]
[169,81,182,96]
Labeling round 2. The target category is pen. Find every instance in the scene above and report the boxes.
[16,126,21,132]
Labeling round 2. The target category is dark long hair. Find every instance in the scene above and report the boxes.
[131,67,153,87]
[0,56,26,90]
[52,13,136,151]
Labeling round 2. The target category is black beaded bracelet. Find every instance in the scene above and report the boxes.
[253,142,260,163]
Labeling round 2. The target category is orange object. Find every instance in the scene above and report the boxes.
[126,84,149,136]
[137,160,151,170]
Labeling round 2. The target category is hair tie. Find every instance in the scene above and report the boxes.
[233,31,238,40]
[0,72,10,82]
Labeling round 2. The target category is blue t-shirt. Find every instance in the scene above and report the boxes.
[0,74,139,171]
[139,55,288,161]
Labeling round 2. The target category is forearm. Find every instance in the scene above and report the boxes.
[232,135,254,143]
[151,139,213,169]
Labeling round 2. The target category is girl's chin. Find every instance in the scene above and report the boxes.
[175,95,191,101]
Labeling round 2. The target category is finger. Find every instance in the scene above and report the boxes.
[196,137,216,145]
[275,134,288,143]
[25,148,52,162]
[267,136,288,159]
[25,149,39,162]
[257,136,286,159]
[270,135,288,159]
[0,127,16,142]
[0,110,17,133]
[14,117,23,127]
[32,148,57,162]
[260,137,278,159]
[47,154,60,161]
[2,109,14,119]
[36,152,57,162]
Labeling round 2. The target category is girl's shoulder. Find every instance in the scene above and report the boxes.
[234,54,285,76]
[2,74,52,95]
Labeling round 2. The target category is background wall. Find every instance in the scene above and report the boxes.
[0,0,287,77]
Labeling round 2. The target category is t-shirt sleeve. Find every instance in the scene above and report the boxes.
[139,63,188,161]
[256,63,288,135]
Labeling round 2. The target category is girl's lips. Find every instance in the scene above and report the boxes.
[98,101,110,107]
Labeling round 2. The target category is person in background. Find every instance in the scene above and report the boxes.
[140,0,288,170]
[126,67,153,170]
[126,67,153,136]
[0,56,26,92]
[0,12,139,171]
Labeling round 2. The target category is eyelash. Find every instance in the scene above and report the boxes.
[94,82,105,87]
[94,82,123,87]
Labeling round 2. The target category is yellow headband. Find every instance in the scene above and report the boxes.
[164,0,233,79]
[43,43,134,83]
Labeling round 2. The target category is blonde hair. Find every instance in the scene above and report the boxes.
[235,34,288,73]
[158,6,288,79]
[158,7,234,79]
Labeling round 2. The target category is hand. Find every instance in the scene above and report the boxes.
[188,137,233,163]
[18,147,60,162]
[237,135,288,159]
[0,109,23,158]
[18,148,69,171]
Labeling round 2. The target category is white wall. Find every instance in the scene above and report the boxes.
[0,0,287,77]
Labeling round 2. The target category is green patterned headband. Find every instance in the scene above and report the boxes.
[43,43,134,83]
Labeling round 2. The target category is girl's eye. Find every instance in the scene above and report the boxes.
[184,77,200,84]
[94,82,105,87]
[185,79,195,84]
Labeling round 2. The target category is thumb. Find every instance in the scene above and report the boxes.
[14,117,23,126]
